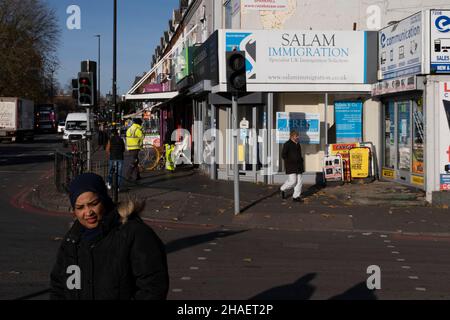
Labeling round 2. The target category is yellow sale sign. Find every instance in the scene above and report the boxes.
[349,148,370,178]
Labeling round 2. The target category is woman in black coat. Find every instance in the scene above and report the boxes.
[50,173,169,300]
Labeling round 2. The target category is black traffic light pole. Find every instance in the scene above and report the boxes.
[78,67,96,172]
[226,50,247,215]
[232,94,240,215]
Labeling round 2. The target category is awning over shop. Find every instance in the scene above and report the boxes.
[123,102,164,119]
[125,91,179,101]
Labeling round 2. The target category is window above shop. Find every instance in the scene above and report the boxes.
[224,0,241,29]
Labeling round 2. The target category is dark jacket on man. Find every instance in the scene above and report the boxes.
[282,139,305,174]
[50,202,169,300]
[107,135,125,161]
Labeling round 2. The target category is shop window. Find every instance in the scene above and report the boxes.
[412,98,424,175]
[384,102,395,169]
[397,101,411,171]
[224,0,241,29]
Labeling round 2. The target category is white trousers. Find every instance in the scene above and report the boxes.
[280,174,303,198]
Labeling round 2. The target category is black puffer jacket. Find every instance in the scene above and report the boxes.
[282,139,305,174]
[50,201,169,300]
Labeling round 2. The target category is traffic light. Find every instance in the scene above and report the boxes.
[78,72,94,106]
[71,78,78,100]
[226,51,247,93]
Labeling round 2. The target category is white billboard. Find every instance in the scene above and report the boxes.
[431,10,450,74]
[222,29,369,85]
[242,0,288,11]
[379,12,423,80]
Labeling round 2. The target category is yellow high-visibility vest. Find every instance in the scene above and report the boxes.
[165,144,175,171]
[126,124,143,151]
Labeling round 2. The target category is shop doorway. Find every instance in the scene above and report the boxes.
[382,97,425,188]
[226,105,264,181]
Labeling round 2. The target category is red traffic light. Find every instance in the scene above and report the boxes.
[79,78,90,85]
[77,72,94,106]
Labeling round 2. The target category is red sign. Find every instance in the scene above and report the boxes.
[329,143,359,154]
[143,83,163,93]
[445,83,450,93]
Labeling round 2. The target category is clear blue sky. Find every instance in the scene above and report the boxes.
[46,0,179,96]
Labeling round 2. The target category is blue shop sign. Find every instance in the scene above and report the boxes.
[335,101,363,143]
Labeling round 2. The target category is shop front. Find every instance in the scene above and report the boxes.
[373,77,426,189]
[210,28,379,185]
[373,9,450,203]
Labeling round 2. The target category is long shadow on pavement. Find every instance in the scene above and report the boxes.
[249,273,317,300]
[240,183,326,213]
[165,230,248,255]
[240,190,280,213]
[249,275,378,300]
[328,282,378,300]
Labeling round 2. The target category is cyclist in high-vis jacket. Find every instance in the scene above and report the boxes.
[126,118,144,181]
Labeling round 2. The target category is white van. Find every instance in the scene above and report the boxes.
[63,113,90,147]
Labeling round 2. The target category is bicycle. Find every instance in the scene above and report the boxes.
[138,136,192,172]
[70,142,86,178]
[138,144,166,172]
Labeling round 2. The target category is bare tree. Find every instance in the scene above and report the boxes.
[0,0,60,102]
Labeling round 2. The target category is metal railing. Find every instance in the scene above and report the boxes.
[54,139,108,193]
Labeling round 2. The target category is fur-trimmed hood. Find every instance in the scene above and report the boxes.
[117,199,146,224]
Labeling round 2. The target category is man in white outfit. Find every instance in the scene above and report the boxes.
[280,130,304,202]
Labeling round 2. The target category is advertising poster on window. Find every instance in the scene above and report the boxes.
[412,99,424,175]
[440,82,450,190]
[335,101,363,143]
[276,112,320,144]
[143,134,161,148]
[431,10,450,74]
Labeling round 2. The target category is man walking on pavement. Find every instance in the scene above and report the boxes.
[280,130,305,202]
[126,118,144,182]
[106,128,125,190]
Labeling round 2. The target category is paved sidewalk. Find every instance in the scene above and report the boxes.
[29,154,450,236]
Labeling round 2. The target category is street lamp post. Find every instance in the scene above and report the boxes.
[112,0,118,204]
[113,0,117,123]
[95,34,101,108]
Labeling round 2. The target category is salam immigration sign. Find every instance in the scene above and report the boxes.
[222,29,371,85]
